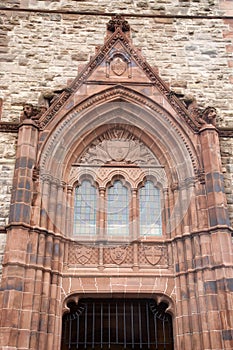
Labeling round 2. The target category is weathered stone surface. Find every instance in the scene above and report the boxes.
[0,1,232,229]
[0,3,232,349]
[220,137,233,224]
[0,133,16,226]
[0,133,16,280]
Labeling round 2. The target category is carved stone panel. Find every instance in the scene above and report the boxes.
[111,57,127,76]
[139,244,168,267]
[79,128,159,166]
[68,244,98,266]
[104,245,133,265]
[67,242,170,269]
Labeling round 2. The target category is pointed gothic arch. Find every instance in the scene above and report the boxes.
[38,86,200,183]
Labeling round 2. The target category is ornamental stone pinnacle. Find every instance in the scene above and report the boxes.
[107,15,130,33]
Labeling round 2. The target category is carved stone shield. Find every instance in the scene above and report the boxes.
[110,246,127,265]
[106,140,130,161]
[75,245,93,265]
[143,245,162,265]
[111,57,127,76]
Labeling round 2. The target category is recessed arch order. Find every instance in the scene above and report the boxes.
[39,86,199,187]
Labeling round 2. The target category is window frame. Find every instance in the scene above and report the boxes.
[73,174,164,242]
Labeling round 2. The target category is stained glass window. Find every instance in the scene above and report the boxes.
[73,180,97,236]
[107,180,129,236]
[139,181,162,236]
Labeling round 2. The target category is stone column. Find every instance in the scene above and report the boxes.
[195,124,233,349]
[0,118,39,349]
[199,124,229,227]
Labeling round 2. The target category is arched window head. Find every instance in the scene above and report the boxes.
[107,180,129,237]
[73,180,97,236]
[139,180,162,236]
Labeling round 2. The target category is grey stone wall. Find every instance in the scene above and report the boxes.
[0,133,16,227]
[220,138,233,225]
[0,133,16,281]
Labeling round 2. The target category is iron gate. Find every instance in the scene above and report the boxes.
[61,299,174,350]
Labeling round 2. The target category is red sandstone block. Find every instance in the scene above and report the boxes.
[208,311,222,330]
[125,285,140,292]
[164,280,175,296]
[46,333,54,349]
[10,291,22,309]
[223,31,233,38]
[40,298,49,313]
[60,277,71,294]
[19,310,32,330]
[182,315,190,333]
[111,285,126,292]
[191,314,201,333]
[1,308,20,328]
[48,298,56,315]
[202,331,211,348]
[69,277,82,292]
[29,330,39,349]
[9,328,18,347]
[32,295,41,311]
[183,332,192,348]
[79,277,97,291]
[181,300,189,316]
[226,44,233,53]
[95,278,111,290]
[50,284,57,299]
[17,330,30,348]
[38,313,48,333]
[220,1,233,14]
[38,332,47,350]
[22,292,34,310]
[47,314,55,333]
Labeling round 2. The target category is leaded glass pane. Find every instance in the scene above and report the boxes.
[140,181,162,236]
[73,180,97,236]
[107,180,129,236]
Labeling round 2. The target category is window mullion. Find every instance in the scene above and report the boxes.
[131,188,138,240]
[99,187,106,241]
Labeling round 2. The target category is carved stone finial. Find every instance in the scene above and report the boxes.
[107,15,130,33]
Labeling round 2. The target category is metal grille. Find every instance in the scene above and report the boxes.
[61,299,174,350]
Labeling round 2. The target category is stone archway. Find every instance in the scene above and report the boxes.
[61,298,174,350]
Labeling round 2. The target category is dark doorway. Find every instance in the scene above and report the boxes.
[61,298,174,350]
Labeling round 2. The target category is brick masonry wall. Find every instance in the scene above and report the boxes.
[0,0,233,281]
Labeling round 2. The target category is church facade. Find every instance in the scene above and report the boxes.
[0,2,233,350]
